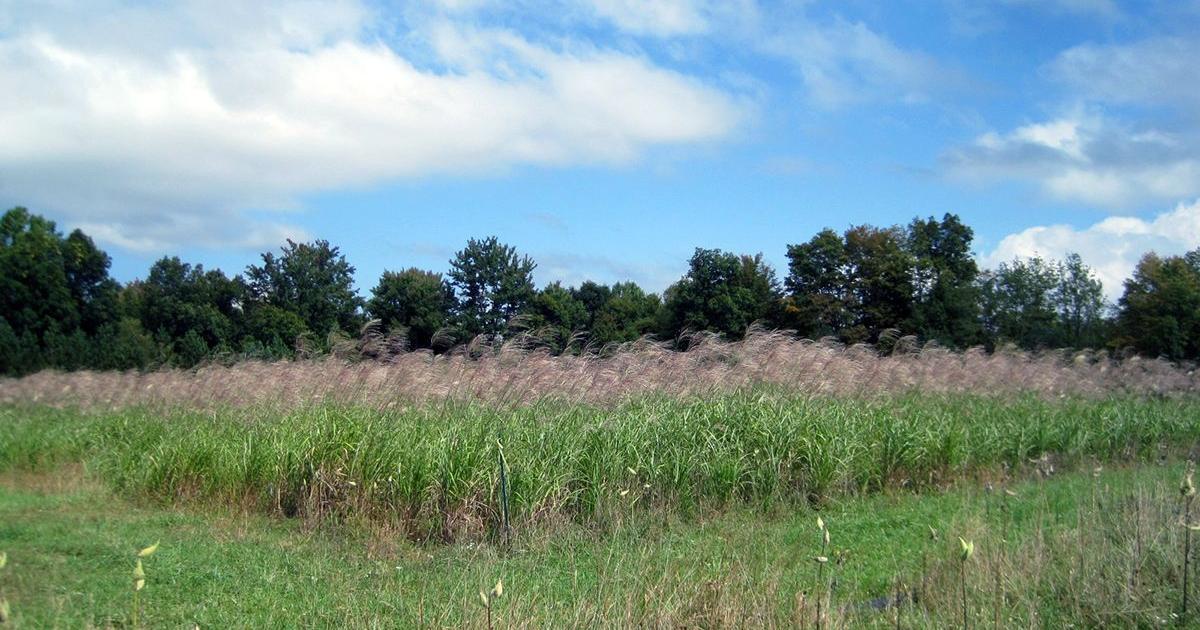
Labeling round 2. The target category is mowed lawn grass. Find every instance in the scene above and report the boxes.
[0,461,1195,628]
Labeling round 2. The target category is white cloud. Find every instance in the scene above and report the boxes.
[944,115,1200,207]
[0,0,745,254]
[587,0,711,36]
[1047,36,1200,109]
[982,199,1200,300]
[759,16,960,109]
[535,250,680,292]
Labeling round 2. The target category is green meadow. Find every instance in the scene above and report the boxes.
[2,393,1200,626]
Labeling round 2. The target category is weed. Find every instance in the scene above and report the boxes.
[0,550,8,625]
[959,536,974,629]
[479,578,503,630]
[131,541,159,629]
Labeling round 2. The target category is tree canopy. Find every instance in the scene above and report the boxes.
[1116,249,1200,360]
[447,236,537,339]
[368,268,454,350]
[5,205,1200,375]
[245,239,363,342]
[661,248,780,341]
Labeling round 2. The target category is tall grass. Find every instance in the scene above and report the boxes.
[3,392,1199,539]
[2,331,1196,412]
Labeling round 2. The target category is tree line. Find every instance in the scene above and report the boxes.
[1,206,1197,376]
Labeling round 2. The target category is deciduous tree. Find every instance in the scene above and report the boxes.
[245,239,363,341]
[368,268,454,349]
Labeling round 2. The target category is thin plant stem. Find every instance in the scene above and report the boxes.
[960,559,968,630]
[1185,494,1194,618]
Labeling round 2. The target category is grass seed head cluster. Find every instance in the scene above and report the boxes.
[1,331,1196,412]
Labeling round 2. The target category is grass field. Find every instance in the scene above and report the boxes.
[4,365,1200,627]
[1,459,1197,627]
[3,393,1200,540]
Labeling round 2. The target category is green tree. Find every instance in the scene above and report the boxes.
[591,281,662,347]
[784,228,851,339]
[572,281,613,330]
[245,239,363,341]
[906,214,981,347]
[661,248,781,341]
[240,303,307,359]
[843,225,914,345]
[139,257,243,366]
[447,237,537,339]
[0,208,81,347]
[1115,249,1200,360]
[523,282,589,352]
[0,207,123,374]
[1057,253,1106,349]
[367,268,454,350]
[978,257,1060,350]
[92,317,161,371]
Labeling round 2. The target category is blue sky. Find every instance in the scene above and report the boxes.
[2,0,1199,300]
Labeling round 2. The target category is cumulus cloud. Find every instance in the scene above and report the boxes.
[981,199,1200,300]
[0,0,745,254]
[944,31,1200,207]
[943,115,1200,207]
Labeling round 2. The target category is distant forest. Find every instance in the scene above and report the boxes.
[2,206,1197,376]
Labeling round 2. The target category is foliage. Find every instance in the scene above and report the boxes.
[783,214,982,349]
[138,257,242,367]
[979,254,1107,351]
[0,207,121,374]
[1057,253,1107,349]
[906,214,981,347]
[1116,249,1200,360]
[572,280,612,329]
[784,228,851,339]
[2,206,1197,370]
[842,225,915,345]
[447,236,537,340]
[661,248,781,341]
[589,281,662,347]
[522,281,588,352]
[367,268,454,350]
[245,239,363,342]
[979,257,1060,350]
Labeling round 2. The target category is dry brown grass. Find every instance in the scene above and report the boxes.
[2,330,1196,412]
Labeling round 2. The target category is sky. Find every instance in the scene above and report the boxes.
[2,0,1199,301]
